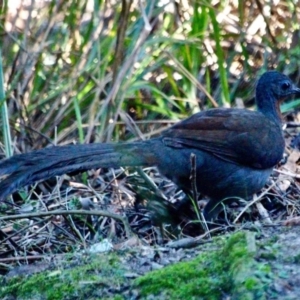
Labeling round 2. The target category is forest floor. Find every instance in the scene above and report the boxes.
[1,221,300,299]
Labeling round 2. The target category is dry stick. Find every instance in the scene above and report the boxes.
[135,168,167,200]
[190,153,198,202]
[70,8,108,144]
[0,228,23,253]
[0,254,64,264]
[0,217,52,245]
[189,153,210,234]
[233,180,277,224]
[286,122,300,128]
[275,169,300,179]
[119,111,145,140]
[106,15,156,141]
[0,210,134,238]
[96,3,155,141]
[63,213,87,248]
[139,0,152,31]
[167,226,222,249]
[20,4,63,132]
[256,201,272,225]
[111,0,133,84]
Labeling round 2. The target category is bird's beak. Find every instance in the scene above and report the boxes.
[292,86,300,95]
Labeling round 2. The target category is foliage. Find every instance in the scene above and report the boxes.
[1,2,300,297]
[0,0,299,151]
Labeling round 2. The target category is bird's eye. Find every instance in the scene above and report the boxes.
[281,81,291,90]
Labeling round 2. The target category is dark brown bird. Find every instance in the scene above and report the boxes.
[0,71,299,220]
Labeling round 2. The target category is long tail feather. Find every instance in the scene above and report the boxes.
[0,140,159,200]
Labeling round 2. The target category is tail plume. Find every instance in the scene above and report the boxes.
[0,140,159,200]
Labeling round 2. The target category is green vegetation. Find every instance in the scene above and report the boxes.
[1,1,300,299]
[1,231,276,299]
[135,232,271,299]
[1,0,299,150]
[0,253,127,299]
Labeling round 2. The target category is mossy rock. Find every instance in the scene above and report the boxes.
[135,231,271,299]
[1,231,287,299]
[0,253,127,300]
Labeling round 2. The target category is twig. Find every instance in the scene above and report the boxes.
[256,201,272,225]
[166,226,223,249]
[233,181,277,224]
[135,167,167,200]
[189,153,210,234]
[0,209,134,238]
[275,168,300,179]
[190,153,198,202]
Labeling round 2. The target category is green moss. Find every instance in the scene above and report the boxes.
[135,232,271,299]
[0,253,126,299]
[292,253,300,264]
[112,296,125,300]
[1,231,278,299]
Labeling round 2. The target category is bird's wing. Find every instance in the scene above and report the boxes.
[162,108,285,169]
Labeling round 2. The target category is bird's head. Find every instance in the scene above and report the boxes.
[256,71,300,123]
[257,71,300,101]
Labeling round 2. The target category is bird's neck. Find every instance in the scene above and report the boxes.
[256,92,282,125]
